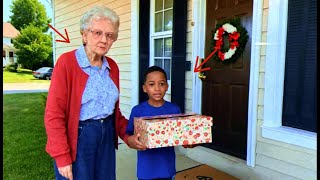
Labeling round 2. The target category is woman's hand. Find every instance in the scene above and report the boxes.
[58,164,73,180]
[127,134,147,150]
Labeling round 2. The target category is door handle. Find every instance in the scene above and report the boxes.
[198,72,206,80]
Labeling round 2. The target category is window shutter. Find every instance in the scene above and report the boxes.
[282,0,317,132]
[138,0,150,103]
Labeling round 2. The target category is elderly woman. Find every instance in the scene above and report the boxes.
[44,6,145,180]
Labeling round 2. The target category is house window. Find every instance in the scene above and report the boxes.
[150,0,173,85]
[154,38,172,80]
[3,51,5,57]
[9,52,14,63]
[262,0,316,150]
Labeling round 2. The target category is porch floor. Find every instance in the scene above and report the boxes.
[116,141,202,180]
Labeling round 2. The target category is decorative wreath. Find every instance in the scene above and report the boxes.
[210,18,248,63]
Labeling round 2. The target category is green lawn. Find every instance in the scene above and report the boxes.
[3,68,51,83]
[3,93,55,180]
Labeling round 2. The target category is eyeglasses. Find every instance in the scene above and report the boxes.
[89,30,117,41]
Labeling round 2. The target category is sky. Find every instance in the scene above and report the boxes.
[3,0,53,22]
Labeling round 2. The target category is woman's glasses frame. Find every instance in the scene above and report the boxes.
[88,30,117,41]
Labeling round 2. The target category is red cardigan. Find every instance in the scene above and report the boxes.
[44,50,129,167]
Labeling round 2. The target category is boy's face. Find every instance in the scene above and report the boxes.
[143,71,168,106]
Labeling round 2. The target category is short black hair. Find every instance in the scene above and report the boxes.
[143,66,167,83]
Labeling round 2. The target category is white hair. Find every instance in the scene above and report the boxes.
[80,6,120,36]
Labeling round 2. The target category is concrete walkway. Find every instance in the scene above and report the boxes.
[3,82,203,179]
[3,82,50,94]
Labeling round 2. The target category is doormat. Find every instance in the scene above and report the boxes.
[175,164,239,180]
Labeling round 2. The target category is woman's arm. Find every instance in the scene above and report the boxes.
[44,55,71,167]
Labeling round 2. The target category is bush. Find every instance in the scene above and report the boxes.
[13,25,53,70]
[4,63,19,72]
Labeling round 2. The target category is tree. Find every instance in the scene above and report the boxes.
[9,0,51,32]
[13,25,53,70]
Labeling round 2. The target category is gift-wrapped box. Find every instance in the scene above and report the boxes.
[134,113,213,148]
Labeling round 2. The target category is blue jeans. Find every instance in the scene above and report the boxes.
[54,117,115,180]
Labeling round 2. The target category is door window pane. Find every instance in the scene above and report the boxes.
[155,59,162,67]
[155,12,163,32]
[164,10,173,31]
[154,39,163,57]
[164,38,172,57]
[164,0,173,9]
[164,58,171,80]
[155,0,162,11]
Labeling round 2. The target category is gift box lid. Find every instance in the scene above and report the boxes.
[134,113,213,127]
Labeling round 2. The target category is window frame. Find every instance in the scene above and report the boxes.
[150,0,173,94]
[262,0,316,150]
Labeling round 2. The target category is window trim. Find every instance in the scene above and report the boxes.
[262,0,316,150]
[150,0,173,94]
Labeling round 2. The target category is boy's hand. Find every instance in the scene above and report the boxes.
[182,144,198,148]
[127,134,147,150]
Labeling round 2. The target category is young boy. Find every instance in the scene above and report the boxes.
[126,66,181,180]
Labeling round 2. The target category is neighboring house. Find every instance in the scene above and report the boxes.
[51,0,316,179]
[3,22,20,67]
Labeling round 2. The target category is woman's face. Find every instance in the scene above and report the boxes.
[82,18,117,57]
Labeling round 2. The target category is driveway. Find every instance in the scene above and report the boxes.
[3,82,50,94]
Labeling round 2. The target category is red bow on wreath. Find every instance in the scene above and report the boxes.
[218,51,225,61]
[214,39,223,50]
[229,32,240,49]
[216,27,224,39]
[230,41,239,49]
[228,32,240,40]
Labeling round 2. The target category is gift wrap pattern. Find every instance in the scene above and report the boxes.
[134,113,213,148]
